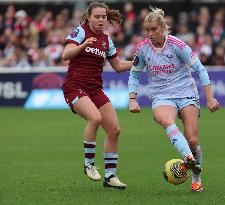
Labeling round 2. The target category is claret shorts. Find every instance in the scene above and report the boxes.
[62,87,110,113]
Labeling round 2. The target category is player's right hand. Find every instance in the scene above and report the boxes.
[83,37,97,47]
[207,98,220,113]
[129,99,141,113]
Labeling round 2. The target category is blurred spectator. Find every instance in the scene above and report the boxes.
[176,23,195,44]
[195,26,207,48]
[14,10,30,41]
[44,34,63,66]
[123,2,136,21]
[71,10,83,28]
[199,34,213,58]
[188,10,198,33]
[122,2,136,44]
[105,23,124,47]
[211,46,225,66]
[124,34,142,60]
[0,2,224,67]
[165,15,176,35]
[177,11,189,25]
[15,46,31,67]
[198,6,210,30]
[135,8,149,35]
[0,14,4,35]
[199,53,211,66]
[3,5,16,30]
[210,9,225,46]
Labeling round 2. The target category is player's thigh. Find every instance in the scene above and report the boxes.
[152,99,177,125]
[180,105,199,140]
[153,105,177,127]
[73,96,102,122]
[98,102,120,134]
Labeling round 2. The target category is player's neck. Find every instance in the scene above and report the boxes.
[88,24,101,35]
[153,37,165,48]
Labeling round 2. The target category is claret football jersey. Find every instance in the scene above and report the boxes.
[64,24,117,91]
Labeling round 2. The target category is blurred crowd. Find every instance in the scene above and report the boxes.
[0,2,224,68]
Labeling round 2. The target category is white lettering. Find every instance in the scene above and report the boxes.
[0,81,28,99]
[85,47,106,58]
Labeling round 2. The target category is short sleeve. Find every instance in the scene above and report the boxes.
[66,26,85,45]
[106,36,117,59]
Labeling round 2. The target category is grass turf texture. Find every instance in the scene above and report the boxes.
[0,107,225,205]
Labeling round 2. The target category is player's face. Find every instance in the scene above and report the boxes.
[88,7,107,33]
[144,21,165,47]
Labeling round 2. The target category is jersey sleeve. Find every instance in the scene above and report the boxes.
[66,26,85,45]
[128,48,146,94]
[174,42,210,86]
[106,36,118,59]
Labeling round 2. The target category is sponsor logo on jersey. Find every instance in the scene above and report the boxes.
[85,47,106,58]
[147,64,175,75]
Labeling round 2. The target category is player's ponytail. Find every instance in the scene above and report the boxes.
[145,6,170,34]
[107,9,122,25]
[80,12,88,25]
[80,1,122,25]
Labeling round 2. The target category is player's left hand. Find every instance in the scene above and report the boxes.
[207,98,220,113]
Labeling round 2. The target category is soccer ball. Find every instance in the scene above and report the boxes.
[163,159,189,185]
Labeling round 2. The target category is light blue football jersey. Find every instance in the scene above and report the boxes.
[128,35,210,100]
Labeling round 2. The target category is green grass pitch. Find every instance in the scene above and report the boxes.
[0,107,225,205]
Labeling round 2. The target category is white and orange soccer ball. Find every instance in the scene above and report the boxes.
[163,159,189,185]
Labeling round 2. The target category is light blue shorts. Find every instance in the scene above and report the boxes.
[152,97,200,111]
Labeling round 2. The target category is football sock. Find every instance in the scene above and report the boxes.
[84,140,96,167]
[191,145,202,183]
[166,124,192,158]
[104,152,118,178]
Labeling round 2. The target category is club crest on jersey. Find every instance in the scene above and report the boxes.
[167,54,173,61]
[102,41,107,49]
[133,55,139,66]
[70,28,79,38]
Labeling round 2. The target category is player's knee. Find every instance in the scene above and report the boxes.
[89,114,102,125]
[108,126,121,138]
[157,118,174,129]
[114,126,121,137]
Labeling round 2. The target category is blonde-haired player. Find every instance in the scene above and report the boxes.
[128,7,220,192]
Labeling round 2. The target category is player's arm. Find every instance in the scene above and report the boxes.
[128,70,142,113]
[108,57,133,72]
[106,36,133,72]
[175,42,220,113]
[128,51,145,113]
[62,26,97,61]
[62,38,97,61]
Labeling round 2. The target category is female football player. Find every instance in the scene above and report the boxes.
[128,7,220,192]
[62,1,132,189]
